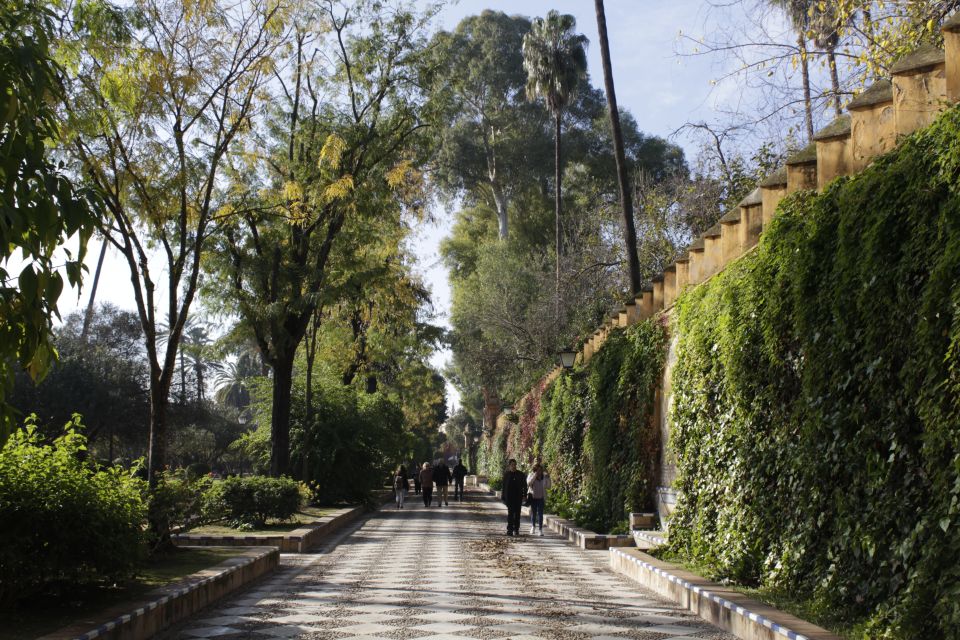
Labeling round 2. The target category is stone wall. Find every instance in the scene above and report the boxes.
[495,18,960,525]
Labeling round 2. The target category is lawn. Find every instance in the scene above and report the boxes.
[188,505,341,535]
[1,547,241,640]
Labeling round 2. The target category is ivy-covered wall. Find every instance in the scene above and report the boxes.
[478,319,667,533]
[668,104,960,637]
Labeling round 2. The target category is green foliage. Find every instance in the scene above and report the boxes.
[667,103,960,638]
[0,418,145,606]
[203,475,304,529]
[0,0,98,443]
[242,373,407,503]
[146,470,214,546]
[480,319,666,533]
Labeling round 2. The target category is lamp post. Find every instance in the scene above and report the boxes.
[559,349,577,370]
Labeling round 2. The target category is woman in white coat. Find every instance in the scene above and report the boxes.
[526,463,551,535]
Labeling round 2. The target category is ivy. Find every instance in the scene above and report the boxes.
[477,318,666,533]
[668,103,960,637]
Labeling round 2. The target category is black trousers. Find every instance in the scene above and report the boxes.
[422,486,433,506]
[453,479,464,500]
[506,500,522,533]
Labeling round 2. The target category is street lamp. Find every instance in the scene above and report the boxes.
[559,349,577,370]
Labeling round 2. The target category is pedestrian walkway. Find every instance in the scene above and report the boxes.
[159,488,735,640]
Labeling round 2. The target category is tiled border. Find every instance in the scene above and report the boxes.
[610,547,843,640]
[173,493,392,552]
[40,547,278,640]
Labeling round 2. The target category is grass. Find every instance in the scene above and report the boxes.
[188,505,341,535]
[648,548,865,639]
[0,547,240,640]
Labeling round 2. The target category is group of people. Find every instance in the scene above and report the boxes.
[502,458,552,536]
[392,459,468,509]
[392,456,554,539]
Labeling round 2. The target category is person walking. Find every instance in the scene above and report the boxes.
[526,462,551,535]
[502,459,527,536]
[433,459,451,506]
[452,458,468,502]
[393,465,409,509]
[413,464,422,495]
[419,463,434,507]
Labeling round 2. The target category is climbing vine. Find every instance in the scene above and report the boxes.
[668,103,960,638]
[479,318,667,533]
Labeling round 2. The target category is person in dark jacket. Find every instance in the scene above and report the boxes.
[452,459,468,502]
[413,464,421,495]
[501,459,527,536]
[433,460,451,506]
[393,465,409,509]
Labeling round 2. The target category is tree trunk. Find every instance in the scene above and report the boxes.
[80,239,108,343]
[554,110,562,322]
[270,354,295,477]
[828,49,842,117]
[491,181,509,240]
[595,0,642,295]
[798,33,814,141]
[147,380,169,486]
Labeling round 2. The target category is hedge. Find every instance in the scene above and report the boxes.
[667,103,960,637]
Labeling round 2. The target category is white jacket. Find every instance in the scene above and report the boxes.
[526,471,552,499]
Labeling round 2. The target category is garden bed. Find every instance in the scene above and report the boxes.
[2,547,242,640]
[188,505,340,535]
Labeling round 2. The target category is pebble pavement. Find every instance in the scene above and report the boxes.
[157,488,736,640]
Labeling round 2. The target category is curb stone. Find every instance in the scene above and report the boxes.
[38,546,278,640]
[610,547,843,640]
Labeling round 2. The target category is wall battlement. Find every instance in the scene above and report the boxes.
[494,22,960,516]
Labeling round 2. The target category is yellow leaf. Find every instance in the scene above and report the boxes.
[323,175,354,202]
[318,134,346,170]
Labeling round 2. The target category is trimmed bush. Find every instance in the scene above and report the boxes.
[0,417,146,605]
[204,475,303,528]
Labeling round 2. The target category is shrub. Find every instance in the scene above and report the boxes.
[204,475,303,528]
[0,417,146,605]
[147,470,213,546]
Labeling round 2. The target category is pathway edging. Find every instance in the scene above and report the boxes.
[39,546,278,640]
[172,495,390,552]
[610,547,844,640]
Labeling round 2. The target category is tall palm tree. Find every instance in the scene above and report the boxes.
[593,0,641,295]
[811,3,844,117]
[771,0,815,140]
[522,11,588,316]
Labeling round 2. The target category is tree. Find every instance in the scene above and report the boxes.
[593,0,641,295]
[0,0,98,444]
[427,11,550,240]
[770,0,815,141]
[211,0,436,477]
[522,11,589,315]
[63,0,283,493]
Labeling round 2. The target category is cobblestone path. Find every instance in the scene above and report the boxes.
[160,488,736,640]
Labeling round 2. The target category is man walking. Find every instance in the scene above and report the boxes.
[452,458,468,502]
[433,459,451,506]
[501,459,526,536]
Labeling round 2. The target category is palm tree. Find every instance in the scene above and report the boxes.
[522,11,588,316]
[811,3,844,117]
[771,0,815,140]
[593,0,641,295]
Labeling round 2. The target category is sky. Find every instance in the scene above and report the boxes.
[54,0,744,415]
